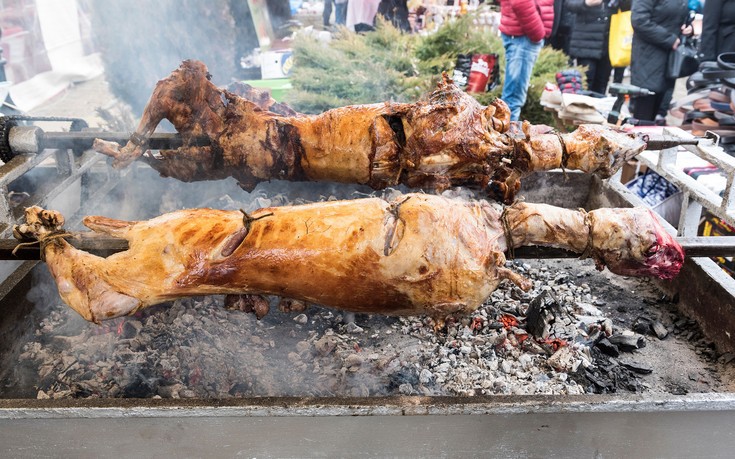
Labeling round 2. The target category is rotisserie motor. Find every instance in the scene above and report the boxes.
[14,195,683,324]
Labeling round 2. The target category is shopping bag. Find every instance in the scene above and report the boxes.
[609,9,633,68]
[466,53,500,93]
[667,35,699,79]
[451,54,472,89]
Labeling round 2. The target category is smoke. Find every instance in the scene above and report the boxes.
[88,0,238,113]
[88,0,294,114]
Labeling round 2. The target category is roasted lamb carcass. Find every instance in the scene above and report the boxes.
[94,60,646,204]
[15,195,683,324]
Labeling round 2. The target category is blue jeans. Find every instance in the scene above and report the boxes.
[323,0,333,26]
[335,2,347,25]
[500,33,543,121]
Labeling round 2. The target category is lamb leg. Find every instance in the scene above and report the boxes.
[503,202,684,279]
[93,60,645,203]
[16,196,683,324]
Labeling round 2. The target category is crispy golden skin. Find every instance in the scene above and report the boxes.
[16,195,683,324]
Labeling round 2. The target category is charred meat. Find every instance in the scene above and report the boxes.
[94,60,646,204]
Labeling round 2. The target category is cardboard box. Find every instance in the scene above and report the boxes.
[260,50,294,80]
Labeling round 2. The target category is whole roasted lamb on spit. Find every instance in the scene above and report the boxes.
[13,60,684,325]
[16,194,682,325]
[94,60,647,204]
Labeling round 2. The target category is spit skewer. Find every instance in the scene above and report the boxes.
[0,235,732,260]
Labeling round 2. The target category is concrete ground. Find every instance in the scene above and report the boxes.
[25,75,131,130]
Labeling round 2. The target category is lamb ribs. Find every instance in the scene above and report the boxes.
[94,60,646,203]
[15,195,683,324]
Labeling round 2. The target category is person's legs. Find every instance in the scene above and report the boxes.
[657,81,675,118]
[577,58,599,92]
[632,94,661,122]
[592,52,612,95]
[613,66,625,84]
[501,34,543,121]
[323,0,333,26]
[577,57,612,95]
[335,2,347,25]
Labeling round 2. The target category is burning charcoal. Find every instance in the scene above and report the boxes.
[278,298,307,313]
[651,321,669,340]
[596,338,620,357]
[526,292,564,338]
[314,335,338,356]
[632,317,652,335]
[344,354,363,372]
[608,334,646,352]
[621,361,653,375]
[547,347,582,373]
[224,294,269,319]
[122,319,143,339]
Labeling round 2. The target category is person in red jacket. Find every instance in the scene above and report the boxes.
[500,0,555,120]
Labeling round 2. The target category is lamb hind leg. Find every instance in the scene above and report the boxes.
[15,207,142,323]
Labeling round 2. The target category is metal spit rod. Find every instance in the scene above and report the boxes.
[16,129,210,155]
[0,235,733,260]
[42,131,211,151]
[2,124,699,160]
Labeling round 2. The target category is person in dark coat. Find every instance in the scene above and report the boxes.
[549,0,575,56]
[377,0,410,31]
[699,0,735,62]
[630,0,691,122]
[565,0,613,94]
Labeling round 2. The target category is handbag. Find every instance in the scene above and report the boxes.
[666,34,699,79]
[609,9,633,68]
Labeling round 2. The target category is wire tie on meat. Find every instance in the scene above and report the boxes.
[12,231,73,261]
[239,209,274,236]
[129,132,149,149]
[501,208,515,260]
[389,196,412,217]
[579,209,594,260]
[556,132,569,177]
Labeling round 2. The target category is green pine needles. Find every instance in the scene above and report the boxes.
[287,16,575,125]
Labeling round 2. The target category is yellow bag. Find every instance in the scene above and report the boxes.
[609,10,633,68]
